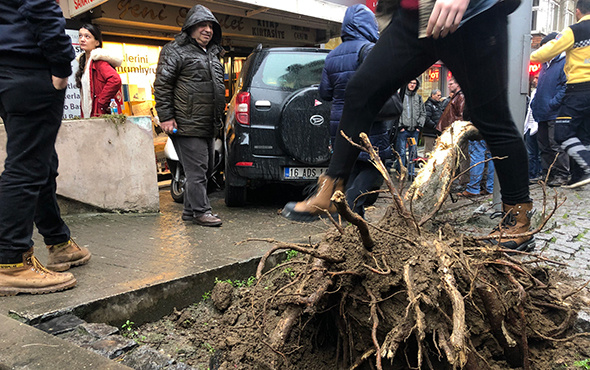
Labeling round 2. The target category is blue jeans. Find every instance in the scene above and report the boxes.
[466,140,495,194]
[328,4,530,205]
[524,131,541,179]
[396,129,419,175]
[0,67,71,263]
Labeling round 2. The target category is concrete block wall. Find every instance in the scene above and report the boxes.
[0,117,159,213]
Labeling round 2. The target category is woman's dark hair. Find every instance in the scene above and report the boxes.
[75,24,103,88]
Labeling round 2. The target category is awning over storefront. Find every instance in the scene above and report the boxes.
[62,0,346,47]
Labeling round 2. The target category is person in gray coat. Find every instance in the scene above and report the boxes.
[396,79,425,177]
[154,4,225,227]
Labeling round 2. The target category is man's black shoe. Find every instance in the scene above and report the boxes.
[547,176,568,187]
[562,173,590,189]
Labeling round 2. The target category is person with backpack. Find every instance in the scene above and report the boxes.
[282,4,386,220]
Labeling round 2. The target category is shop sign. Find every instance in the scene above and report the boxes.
[366,0,377,12]
[529,62,541,75]
[103,42,161,104]
[64,29,82,119]
[427,65,441,82]
[99,0,316,44]
[68,0,108,18]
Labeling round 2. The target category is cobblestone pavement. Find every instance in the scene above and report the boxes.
[529,183,590,280]
[423,181,590,280]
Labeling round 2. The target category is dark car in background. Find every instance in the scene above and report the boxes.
[224,46,332,206]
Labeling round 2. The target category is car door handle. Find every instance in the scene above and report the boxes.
[255,100,271,108]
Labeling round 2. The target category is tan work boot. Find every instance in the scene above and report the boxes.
[0,248,77,296]
[488,202,535,251]
[281,174,345,222]
[47,239,91,272]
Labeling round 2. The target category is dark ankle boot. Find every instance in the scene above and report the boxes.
[281,175,345,222]
[488,202,535,251]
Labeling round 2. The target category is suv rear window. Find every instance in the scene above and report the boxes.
[252,52,326,91]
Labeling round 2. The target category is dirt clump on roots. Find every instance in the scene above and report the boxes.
[133,127,590,369]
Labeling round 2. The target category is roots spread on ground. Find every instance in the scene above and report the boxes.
[139,122,590,369]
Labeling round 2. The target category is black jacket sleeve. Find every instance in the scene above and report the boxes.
[154,44,181,122]
[19,0,75,77]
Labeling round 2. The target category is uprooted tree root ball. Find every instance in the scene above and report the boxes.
[134,123,590,369]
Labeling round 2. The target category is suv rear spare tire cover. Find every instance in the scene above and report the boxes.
[278,87,331,165]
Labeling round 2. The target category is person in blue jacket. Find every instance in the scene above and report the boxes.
[530,32,569,187]
[282,4,400,219]
[0,0,91,296]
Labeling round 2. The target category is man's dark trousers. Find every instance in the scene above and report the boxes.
[537,120,569,179]
[171,135,215,217]
[0,67,71,263]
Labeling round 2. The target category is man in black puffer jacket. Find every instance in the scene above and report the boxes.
[155,4,225,227]
[423,89,443,154]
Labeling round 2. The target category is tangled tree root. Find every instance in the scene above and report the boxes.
[213,122,590,369]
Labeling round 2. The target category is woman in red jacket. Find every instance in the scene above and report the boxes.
[75,24,123,117]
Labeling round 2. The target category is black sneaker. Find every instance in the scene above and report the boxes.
[547,176,568,187]
[562,173,590,189]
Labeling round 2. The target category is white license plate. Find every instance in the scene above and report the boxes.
[283,167,328,180]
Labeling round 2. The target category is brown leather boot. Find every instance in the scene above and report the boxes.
[281,174,345,222]
[47,239,92,272]
[0,248,77,296]
[488,202,535,251]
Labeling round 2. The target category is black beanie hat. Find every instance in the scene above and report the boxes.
[541,32,559,46]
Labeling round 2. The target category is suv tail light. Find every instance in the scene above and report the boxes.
[235,92,250,125]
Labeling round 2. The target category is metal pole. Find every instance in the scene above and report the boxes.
[493,0,533,210]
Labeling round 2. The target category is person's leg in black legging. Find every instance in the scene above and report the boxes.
[437,4,530,205]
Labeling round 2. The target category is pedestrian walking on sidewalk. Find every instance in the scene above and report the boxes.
[524,87,542,182]
[530,33,569,187]
[0,0,91,296]
[458,140,495,197]
[281,0,535,252]
[439,77,470,190]
[396,79,425,177]
[423,89,443,154]
[531,0,590,189]
[154,4,225,227]
[75,24,123,118]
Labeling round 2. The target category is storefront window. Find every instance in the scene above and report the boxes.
[103,42,162,116]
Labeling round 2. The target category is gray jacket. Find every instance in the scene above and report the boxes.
[399,88,425,131]
[154,5,225,138]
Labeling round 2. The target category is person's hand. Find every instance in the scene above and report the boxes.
[426,0,470,39]
[52,76,68,90]
[160,118,177,134]
[400,128,405,132]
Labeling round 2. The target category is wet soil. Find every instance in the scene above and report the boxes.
[131,193,590,370]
